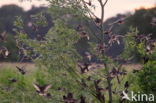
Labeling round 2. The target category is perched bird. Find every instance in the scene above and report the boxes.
[33,83,52,97]
[63,93,76,103]
[16,66,26,75]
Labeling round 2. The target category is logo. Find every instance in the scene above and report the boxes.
[122,91,154,102]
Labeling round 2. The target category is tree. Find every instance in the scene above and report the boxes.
[14,0,156,103]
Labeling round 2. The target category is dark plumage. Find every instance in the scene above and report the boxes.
[33,83,52,96]
[124,81,129,88]
[95,17,101,26]
[63,93,76,103]
[78,63,91,73]
[16,66,26,75]
[80,96,86,103]
[9,78,17,83]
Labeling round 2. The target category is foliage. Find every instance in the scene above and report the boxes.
[1,0,155,103]
[138,61,156,95]
[104,6,156,38]
[0,34,19,61]
[122,26,156,101]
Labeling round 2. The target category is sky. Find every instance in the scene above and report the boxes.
[0,0,155,19]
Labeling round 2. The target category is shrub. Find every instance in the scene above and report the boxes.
[138,61,156,95]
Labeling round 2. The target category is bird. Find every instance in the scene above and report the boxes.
[76,24,83,31]
[9,78,17,83]
[145,40,156,55]
[96,43,108,53]
[124,81,129,88]
[79,32,90,40]
[109,18,125,25]
[85,0,92,6]
[80,96,86,103]
[63,93,77,103]
[78,63,91,73]
[143,56,149,64]
[135,34,151,43]
[132,69,140,73]
[0,31,7,41]
[151,17,156,26]
[95,17,101,26]
[84,52,92,61]
[108,34,122,46]
[33,83,52,96]
[16,66,26,75]
[0,47,9,58]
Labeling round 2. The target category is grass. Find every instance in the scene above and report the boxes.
[0,62,142,103]
[0,62,54,103]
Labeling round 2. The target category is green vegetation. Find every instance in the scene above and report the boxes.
[0,0,156,103]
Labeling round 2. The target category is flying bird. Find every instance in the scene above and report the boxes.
[63,93,77,103]
[84,52,92,61]
[78,63,91,73]
[0,31,7,41]
[95,17,101,26]
[9,78,17,83]
[146,40,156,55]
[33,83,52,97]
[108,34,123,46]
[0,47,9,58]
[109,18,125,25]
[124,81,129,88]
[151,17,156,26]
[16,66,26,75]
[79,32,90,40]
[80,96,86,103]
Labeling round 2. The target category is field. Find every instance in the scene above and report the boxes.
[0,62,142,103]
[0,62,142,71]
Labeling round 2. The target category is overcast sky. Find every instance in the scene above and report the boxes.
[0,0,155,19]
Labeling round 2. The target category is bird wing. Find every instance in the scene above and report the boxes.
[33,83,41,92]
[44,84,52,92]
[16,66,22,71]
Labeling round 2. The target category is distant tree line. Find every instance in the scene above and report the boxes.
[0,4,156,62]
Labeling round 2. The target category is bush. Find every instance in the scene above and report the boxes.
[138,61,156,95]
